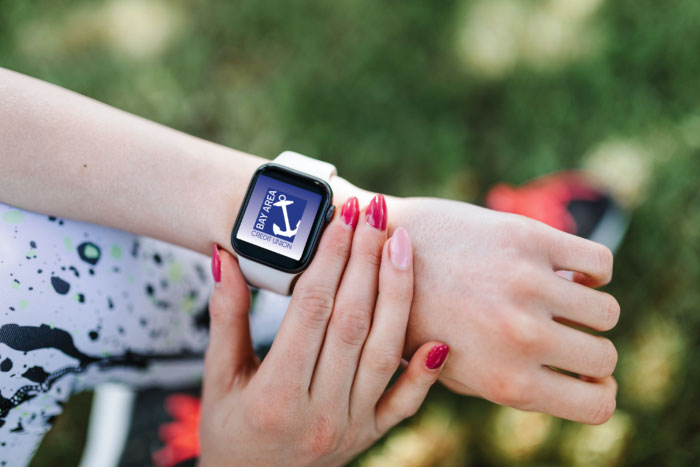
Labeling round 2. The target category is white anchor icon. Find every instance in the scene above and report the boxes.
[272,194,300,238]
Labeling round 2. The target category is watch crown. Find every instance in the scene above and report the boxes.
[325,205,336,223]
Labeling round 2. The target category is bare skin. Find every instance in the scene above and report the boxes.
[201,205,448,466]
[0,67,619,424]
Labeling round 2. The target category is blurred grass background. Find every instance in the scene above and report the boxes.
[1,0,698,465]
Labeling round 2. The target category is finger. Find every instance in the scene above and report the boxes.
[556,269,612,292]
[547,276,620,331]
[258,198,357,388]
[375,342,449,434]
[351,227,414,416]
[312,195,388,400]
[530,368,618,425]
[572,270,608,287]
[545,227,614,287]
[204,245,253,397]
[542,321,618,379]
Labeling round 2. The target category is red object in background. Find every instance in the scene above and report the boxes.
[486,171,601,234]
[152,394,202,467]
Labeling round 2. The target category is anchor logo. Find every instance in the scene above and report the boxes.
[255,188,307,241]
[272,194,300,238]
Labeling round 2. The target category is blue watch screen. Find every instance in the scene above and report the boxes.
[236,174,322,260]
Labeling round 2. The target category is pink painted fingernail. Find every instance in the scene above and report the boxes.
[389,227,411,270]
[340,197,359,228]
[425,344,449,370]
[211,244,222,283]
[366,194,387,231]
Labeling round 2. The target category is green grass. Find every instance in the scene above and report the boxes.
[1,0,698,465]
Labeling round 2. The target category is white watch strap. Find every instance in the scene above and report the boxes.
[273,151,337,180]
[237,151,336,295]
[237,256,298,296]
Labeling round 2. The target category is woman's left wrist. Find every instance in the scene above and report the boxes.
[329,174,408,237]
[329,174,371,207]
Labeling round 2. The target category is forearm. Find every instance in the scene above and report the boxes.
[0,67,269,255]
[0,68,386,256]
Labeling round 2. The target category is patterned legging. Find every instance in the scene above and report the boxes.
[0,202,286,465]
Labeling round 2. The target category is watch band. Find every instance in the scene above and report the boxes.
[273,151,337,180]
[237,256,299,295]
[237,151,337,295]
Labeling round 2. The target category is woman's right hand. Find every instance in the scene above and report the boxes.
[388,196,619,424]
[200,195,449,466]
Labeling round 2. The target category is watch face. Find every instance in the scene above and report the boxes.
[231,164,333,272]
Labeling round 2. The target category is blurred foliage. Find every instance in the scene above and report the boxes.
[1,0,698,465]
[29,392,92,467]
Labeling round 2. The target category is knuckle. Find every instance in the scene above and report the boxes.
[509,266,538,299]
[323,223,353,258]
[399,403,420,421]
[508,215,533,234]
[498,312,541,355]
[520,217,548,249]
[387,396,420,421]
[207,293,230,324]
[366,349,402,376]
[486,370,533,407]
[499,217,537,252]
[590,393,616,425]
[303,414,341,457]
[354,238,383,269]
[406,362,437,390]
[333,307,371,347]
[294,284,336,329]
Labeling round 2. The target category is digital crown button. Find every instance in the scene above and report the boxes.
[325,205,336,223]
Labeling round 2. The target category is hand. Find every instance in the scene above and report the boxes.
[200,197,449,466]
[390,197,619,424]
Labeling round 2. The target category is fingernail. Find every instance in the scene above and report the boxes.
[425,344,449,370]
[366,194,387,231]
[556,270,574,281]
[340,197,359,228]
[211,244,222,284]
[389,227,411,270]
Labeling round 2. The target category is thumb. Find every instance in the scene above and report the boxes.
[204,245,256,396]
[375,341,449,434]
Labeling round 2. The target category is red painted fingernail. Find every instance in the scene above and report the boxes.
[211,244,222,283]
[365,194,387,231]
[425,344,449,370]
[340,197,359,228]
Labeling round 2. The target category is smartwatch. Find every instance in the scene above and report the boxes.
[230,151,337,295]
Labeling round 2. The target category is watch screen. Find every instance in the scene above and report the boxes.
[235,174,323,261]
